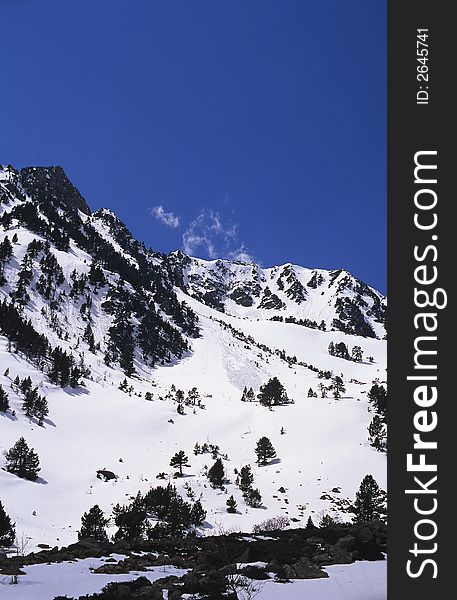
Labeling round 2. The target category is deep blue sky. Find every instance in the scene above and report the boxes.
[1,0,386,292]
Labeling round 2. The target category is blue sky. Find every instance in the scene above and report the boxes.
[1,0,386,292]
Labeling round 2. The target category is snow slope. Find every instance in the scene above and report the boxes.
[0,164,386,553]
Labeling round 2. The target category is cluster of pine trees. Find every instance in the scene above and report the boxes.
[12,375,48,425]
[0,301,84,388]
[235,464,262,508]
[328,341,363,362]
[112,483,206,540]
[270,314,326,331]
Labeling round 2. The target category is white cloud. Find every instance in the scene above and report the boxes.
[150,205,180,228]
[228,244,254,263]
[182,210,253,263]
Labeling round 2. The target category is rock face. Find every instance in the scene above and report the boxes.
[20,166,91,215]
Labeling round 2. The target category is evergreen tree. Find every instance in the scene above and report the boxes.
[307,387,314,397]
[318,382,327,398]
[78,505,109,541]
[113,503,147,541]
[238,465,254,492]
[255,437,277,466]
[0,500,15,547]
[352,345,363,362]
[246,387,255,402]
[83,323,96,352]
[334,342,350,359]
[257,377,289,407]
[328,341,335,355]
[226,495,238,513]
[170,450,190,476]
[367,383,387,416]
[332,376,346,399]
[0,236,13,285]
[207,458,225,488]
[105,308,135,376]
[176,403,185,415]
[368,415,387,451]
[305,516,316,530]
[190,499,206,526]
[243,487,262,508]
[0,384,9,412]
[319,514,336,528]
[241,386,247,402]
[353,475,385,522]
[4,437,41,480]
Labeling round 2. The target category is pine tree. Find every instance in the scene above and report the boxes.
[170,451,190,476]
[207,458,225,488]
[332,376,346,399]
[34,395,49,426]
[226,495,238,513]
[257,377,289,407]
[113,503,146,541]
[246,387,255,402]
[241,386,247,402]
[255,437,277,466]
[4,437,41,481]
[0,500,15,547]
[319,514,336,528]
[328,341,335,355]
[352,345,363,362]
[367,384,387,416]
[0,384,9,412]
[243,487,262,508]
[106,308,135,376]
[305,516,316,530]
[307,387,314,397]
[78,505,109,541]
[318,382,327,398]
[83,323,96,352]
[190,499,206,526]
[238,465,254,492]
[334,342,350,359]
[353,475,385,522]
[368,415,387,451]
[176,403,185,415]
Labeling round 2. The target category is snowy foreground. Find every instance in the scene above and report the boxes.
[0,556,386,600]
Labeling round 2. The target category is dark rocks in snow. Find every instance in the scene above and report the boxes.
[96,469,118,482]
[0,521,386,598]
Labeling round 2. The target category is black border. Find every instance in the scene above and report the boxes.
[388,1,452,595]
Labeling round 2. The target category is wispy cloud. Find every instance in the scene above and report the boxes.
[150,205,181,228]
[228,244,254,263]
[182,210,254,263]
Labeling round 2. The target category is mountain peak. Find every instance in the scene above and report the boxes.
[20,166,91,215]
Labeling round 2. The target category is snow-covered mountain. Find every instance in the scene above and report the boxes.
[167,252,386,339]
[0,164,386,550]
